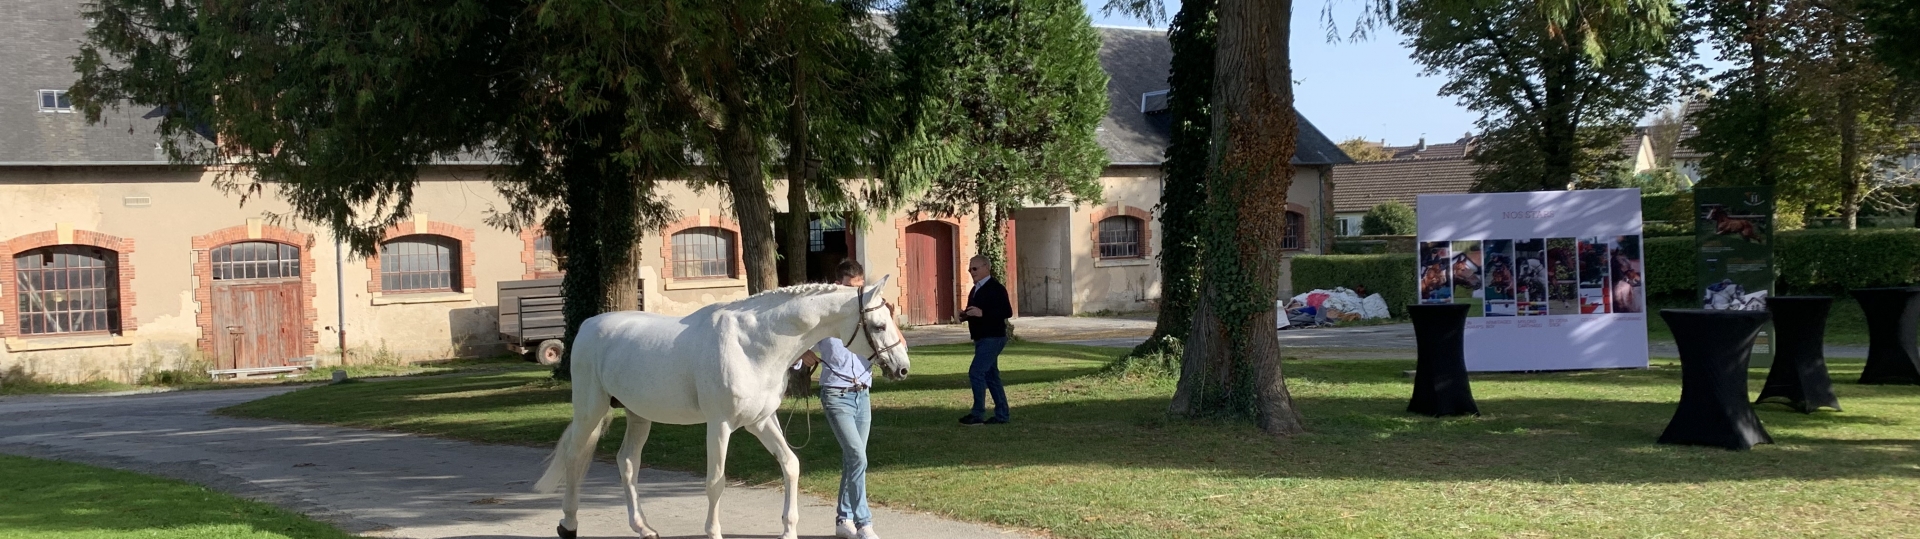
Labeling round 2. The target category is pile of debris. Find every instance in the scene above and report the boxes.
[1278,287,1389,329]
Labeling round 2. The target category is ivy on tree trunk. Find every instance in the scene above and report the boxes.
[1169,0,1305,437]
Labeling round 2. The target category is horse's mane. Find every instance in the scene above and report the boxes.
[685,282,854,318]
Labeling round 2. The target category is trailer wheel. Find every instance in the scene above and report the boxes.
[534,339,566,366]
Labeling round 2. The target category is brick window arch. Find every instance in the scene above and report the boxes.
[660,213,745,283]
[191,223,317,358]
[1089,205,1153,259]
[1282,202,1311,251]
[520,227,564,280]
[1,229,137,338]
[366,220,477,294]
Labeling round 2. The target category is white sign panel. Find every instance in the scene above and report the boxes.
[1415,189,1648,372]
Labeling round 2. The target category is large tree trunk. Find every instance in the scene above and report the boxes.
[781,55,814,286]
[719,115,780,294]
[1838,94,1862,230]
[975,199,1008,280]
[1130,0,1215,361]
[554,125,641,379]
[1172,0,1305,436]
[1541,52,1579,190]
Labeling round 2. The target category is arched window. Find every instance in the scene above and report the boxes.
[380,235,460,292]
[12,246,119,335]
[212,242,300,280]
[533,234,562,276]
[671,227,736,279]
[1282,211,1306,250]
[1097,216,1145,259]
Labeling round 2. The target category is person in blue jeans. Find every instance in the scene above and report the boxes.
[958,256,1012,426]
[796,261,884,539]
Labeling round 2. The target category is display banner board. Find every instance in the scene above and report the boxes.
[1416,189,1649,371]
[1694,186,1776,365]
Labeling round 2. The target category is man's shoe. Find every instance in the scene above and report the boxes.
[958,415,985,426]
[985,417,1009,425]
[836,519,859,539]
[857,524,883,539]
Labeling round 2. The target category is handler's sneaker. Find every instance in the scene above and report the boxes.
[858,523,882,539]
[836,519,859,539]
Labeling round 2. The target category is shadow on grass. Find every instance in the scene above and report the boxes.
[223,344,1920,493]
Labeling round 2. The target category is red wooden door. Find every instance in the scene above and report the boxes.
[213,281,303,370]
[1003,218,1018,317]
[904,221,956,325]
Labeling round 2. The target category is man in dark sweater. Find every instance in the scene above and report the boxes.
[958,256,1013,425]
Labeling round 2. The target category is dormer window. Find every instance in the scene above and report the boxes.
[1140,90,1169,114]
[39,90,73,113]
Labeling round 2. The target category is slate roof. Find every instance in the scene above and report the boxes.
[0,2,168,164]
[2,6,1349,168]
[1095,27,1351,166]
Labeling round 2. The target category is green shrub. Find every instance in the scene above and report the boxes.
[1777,229,1920,294]
[1643,236,1695,298]
[1331,239,1389,254]
[1291,254,1417,317]
[1641,192,1694,223]
[1361,201,1417,236]
[1643,229,1920,300]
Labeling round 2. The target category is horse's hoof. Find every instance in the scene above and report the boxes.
[556,524,578,539]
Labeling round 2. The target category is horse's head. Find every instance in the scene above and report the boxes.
[848,275,911,381]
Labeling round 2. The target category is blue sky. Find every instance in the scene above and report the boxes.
[1085,0,1486,148]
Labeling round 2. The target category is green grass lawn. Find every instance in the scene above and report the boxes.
[0,454,356,539]
[220,343,1920,539]
[1646,295,1875,345]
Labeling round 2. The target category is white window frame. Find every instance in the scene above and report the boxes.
[39,90,74,113]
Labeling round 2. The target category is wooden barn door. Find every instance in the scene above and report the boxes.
[210,242,304,370]
[904,221,956,325]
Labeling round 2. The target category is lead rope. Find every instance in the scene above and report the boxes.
[782,384,814,450]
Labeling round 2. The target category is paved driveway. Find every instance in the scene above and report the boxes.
[0,387,1033,539]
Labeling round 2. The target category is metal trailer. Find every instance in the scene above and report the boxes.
[498,278,567,365]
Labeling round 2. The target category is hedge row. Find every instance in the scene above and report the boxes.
[1649,229,1920,297]
[1301,229,1920,308]
[1290,254,1417,317]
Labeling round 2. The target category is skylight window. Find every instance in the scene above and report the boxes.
[39,90,73,112]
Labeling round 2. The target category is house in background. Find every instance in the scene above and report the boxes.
[1332,132,1657,235]
[0,5,1348,384]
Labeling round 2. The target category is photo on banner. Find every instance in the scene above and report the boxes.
[1419,241,1452,303]
[1450,240,1484,317]
[1483,239,1516,316]
[1608,235,1645,313]
[1515,239,1548,316]
[1577,237,1610,314]
[1546,238,1579,315]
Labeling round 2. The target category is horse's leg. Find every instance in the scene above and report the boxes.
[553,396,612,538]
[618,411,659,539]
[704,421,735,539]
[744,416,801,539]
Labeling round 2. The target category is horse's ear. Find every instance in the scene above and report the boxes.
[868,275,892,304]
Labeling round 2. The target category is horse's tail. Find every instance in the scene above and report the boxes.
[534,316,615,494]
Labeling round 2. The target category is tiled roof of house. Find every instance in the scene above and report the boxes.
[1331,158,1480,213]
[1670,100,1712,161]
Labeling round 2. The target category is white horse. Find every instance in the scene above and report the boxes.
[535,279,911,539]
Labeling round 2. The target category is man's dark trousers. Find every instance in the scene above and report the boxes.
[969,337,1010,421]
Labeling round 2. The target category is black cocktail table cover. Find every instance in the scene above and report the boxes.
[1850,287,1920,385]
[1658,309,1773,450]
[1758,296,1842,413]
[1407,303,1478,417]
